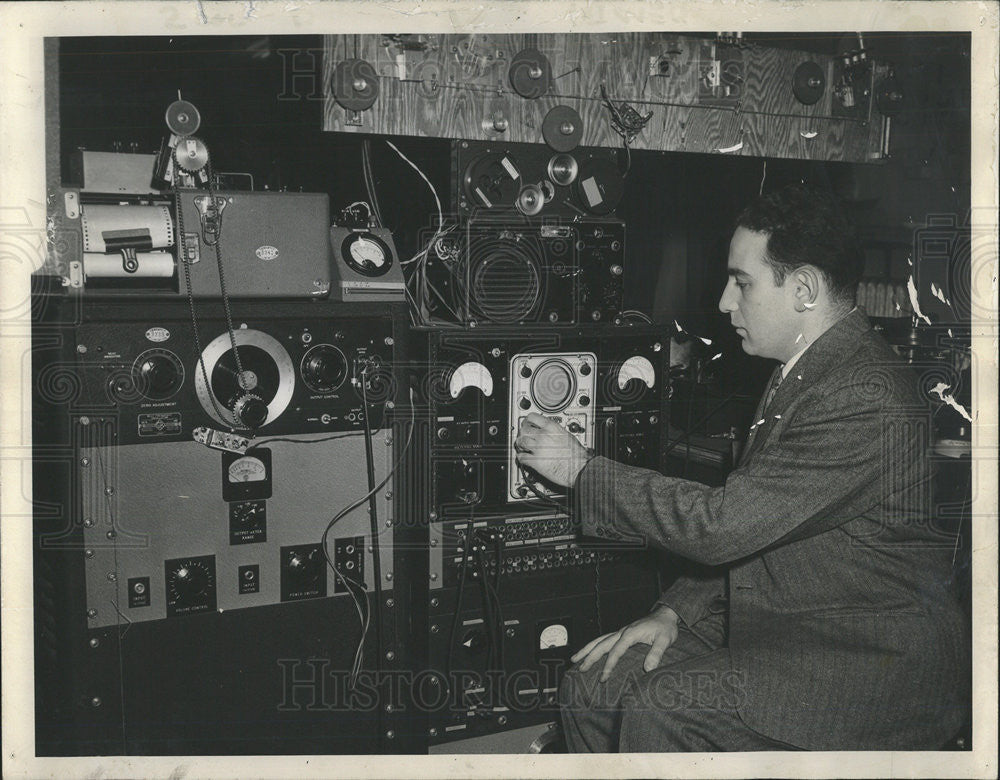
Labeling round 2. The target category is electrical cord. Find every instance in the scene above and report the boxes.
[359,365,384,698]
[444,519,473,699]
[517,462,571,514]
[319,391,415,690]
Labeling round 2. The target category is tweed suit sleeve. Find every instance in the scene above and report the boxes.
[572,378,919,566]
[654,571,726,630]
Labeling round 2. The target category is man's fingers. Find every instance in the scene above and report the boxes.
[642,632,673,673]
[573,631,619,671]
[522,412,551,429]
[600,630,638,682]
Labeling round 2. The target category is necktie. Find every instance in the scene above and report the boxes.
[763,368,783,410]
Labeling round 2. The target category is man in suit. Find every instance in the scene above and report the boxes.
[514,184,969,751]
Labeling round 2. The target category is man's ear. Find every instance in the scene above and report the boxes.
[790,266,821,312]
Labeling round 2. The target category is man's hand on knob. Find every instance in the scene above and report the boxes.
[514,413,592,488]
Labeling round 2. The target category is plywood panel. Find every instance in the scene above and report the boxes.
[323,33,888,165]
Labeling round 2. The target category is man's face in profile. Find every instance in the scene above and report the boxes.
[719,227,802,363]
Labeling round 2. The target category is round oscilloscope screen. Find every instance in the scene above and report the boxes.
[530,358,577,412]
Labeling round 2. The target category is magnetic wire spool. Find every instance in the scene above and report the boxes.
[515,183,545,216]
[541,105,583,152]
[508,48,553,99]
[547,153,579,186]
[463,152,522,210]
[466,236,544,323]
[165,99,201,136]
[332,58,380,111]
[530,358,577,412]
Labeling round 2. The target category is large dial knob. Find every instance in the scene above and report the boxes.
[233,393,269,429]
[133,348,184,400]
[300,344,349,394]
[172,563,209,600]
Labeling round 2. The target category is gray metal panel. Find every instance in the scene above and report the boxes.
[82,431,392,628]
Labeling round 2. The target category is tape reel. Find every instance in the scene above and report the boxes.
[508,48,553,99]
[541,105,583,152]
[331,58,380,112]
[165,99,201,136]
[463,151,523,210]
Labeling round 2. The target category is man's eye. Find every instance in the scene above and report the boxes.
[736,282,748,290]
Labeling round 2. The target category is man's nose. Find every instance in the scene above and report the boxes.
[719,280,737,314]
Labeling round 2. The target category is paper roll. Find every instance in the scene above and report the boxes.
[81,205,175,253]
[83,252,175,278]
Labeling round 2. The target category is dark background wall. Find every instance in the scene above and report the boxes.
[56,32,971,412]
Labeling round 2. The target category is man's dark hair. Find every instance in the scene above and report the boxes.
[736,184,864,308]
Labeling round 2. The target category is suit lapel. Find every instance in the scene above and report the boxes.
[738,309,872,466]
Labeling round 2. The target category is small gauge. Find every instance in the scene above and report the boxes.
[228,455,267,484]
[341,232,394,277]
[539,623,569,650]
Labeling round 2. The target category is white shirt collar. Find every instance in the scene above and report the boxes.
[780,307,858,379]
[781,346,807,379]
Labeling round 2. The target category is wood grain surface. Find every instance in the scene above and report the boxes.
[323,33,888,164]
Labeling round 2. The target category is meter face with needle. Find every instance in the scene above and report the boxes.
[342,233,393,277]
[228,455,267,483]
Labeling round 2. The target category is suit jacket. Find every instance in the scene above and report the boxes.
[573,309,969,750]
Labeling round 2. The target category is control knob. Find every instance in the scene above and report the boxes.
[301,344,349,393]
[232,394,268,429]
[133,349,184,400]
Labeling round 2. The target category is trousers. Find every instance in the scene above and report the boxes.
[558,612,800,752]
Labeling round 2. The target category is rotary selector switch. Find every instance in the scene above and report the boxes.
[132,348,185,400]
[300,344,349,394]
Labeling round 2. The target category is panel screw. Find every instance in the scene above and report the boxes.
[90,697,102,707]
[385,491,393,500]
[429,727,439,736]
[386,401,395,410]
[385,571,393,581]
[385,598,395,608]
[385,704,394,713]
[385,650,396,661]
[384,337,394,346]
[429,511,438,521]
[104,487,115,496]
[83,518,95,528]
[431,624,440,634]
[106,530,116,539]
[386,730,395,739]
[86,609,97,618]
[385,435,393,445]
[106,572,117,582]
[80,458,90,467]
[385,518,393,528]
[85,549,95,558]
[430,597,440,607]
[89,638,100,648]
[77,344,87,354]
[429,539,438,547]
[506,628,515,638]
[430,573,438,581]
[79,416,91,426]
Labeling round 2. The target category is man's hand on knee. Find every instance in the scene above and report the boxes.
[572,605,680,682]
